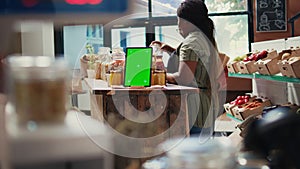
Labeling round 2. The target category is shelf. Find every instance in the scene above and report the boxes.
[228,73,254,79]
[228,72,300,84]
[225,113,243,122]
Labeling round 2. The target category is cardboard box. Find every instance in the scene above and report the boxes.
[236,60,257,74]
[231,98,272,120]
[266,50,279,60]
[291,47,300,57]
[223,96,257,117]
[278,57,300,78]
[255,58,280,75]
[227,61,240,73]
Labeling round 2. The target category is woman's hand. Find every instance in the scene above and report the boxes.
[150,41,176,55]
[150,41,163,47]
[161,44,176,54]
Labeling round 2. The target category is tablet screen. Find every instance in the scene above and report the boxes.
[124,47,152,87]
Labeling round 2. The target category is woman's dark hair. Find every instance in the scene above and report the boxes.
[177,0,216,47]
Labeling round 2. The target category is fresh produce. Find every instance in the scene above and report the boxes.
[230,95,250,106]
[243,50,268,62]
[244,99,263,109]
[233,53,251,61]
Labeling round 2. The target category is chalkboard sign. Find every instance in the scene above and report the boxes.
[256,0,287,32]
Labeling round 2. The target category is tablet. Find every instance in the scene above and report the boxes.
[124,47,153,87]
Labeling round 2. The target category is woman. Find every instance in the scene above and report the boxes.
[152,0,224,136]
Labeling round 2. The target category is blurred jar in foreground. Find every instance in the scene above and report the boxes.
[161,137,237,169]
[7,56,69,126]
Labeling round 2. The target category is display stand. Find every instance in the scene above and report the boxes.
[230,37,300,106]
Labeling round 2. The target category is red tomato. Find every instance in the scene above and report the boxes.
[237,100,244,105]
[236,96,242,100]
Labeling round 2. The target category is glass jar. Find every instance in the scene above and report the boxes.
[110,69,123,86]
[151,69,166,86]
[163,137,237,169]
[7,56,69,126]
[98,47,111,80]
[111,47,125,69]
[100,47,113,81]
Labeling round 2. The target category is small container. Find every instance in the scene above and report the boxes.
[7,56,69,125]
[161,137,237,169]
[110,69,123,86]
[151,69,166,86]
[112,47,125,68]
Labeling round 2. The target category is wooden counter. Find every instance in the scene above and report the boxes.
[84,78,199,139]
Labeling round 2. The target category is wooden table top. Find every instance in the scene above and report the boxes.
[84,78,199,95]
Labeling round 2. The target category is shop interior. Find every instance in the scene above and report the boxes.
[1,0,300,169]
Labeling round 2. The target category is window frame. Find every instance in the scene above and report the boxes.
[55,0,254,56]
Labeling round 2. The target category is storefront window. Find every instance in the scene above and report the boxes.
[63,24,104,69]
[151,0,181,16]
[212,15,249,59]
[151,0,248,15]
[62,0,251,64]
[111,27,146,48]
[206,0,247,12]
[155,25,183,66]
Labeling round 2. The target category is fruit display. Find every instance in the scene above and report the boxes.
[224,94,255,116]
[233,53,251,62]
[254,49,281,75]
[224,94,273,121]
[230,95,251,106]
[277,56,300,78]
[255,58,280,75]
[236,59,257,74]
[231,97,272,121]
[243,50,268,62]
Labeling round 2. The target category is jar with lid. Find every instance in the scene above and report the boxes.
[150,43,166,86]
[95,47,110,79]
[109,69,123,86]
[150,42,165,70]
[162,137,237,169]
[99,47,113,80]
[111,47,125,69]
[7,56,69,126]
[151,69,166,86]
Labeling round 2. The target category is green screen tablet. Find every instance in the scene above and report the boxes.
[124,47,152,87]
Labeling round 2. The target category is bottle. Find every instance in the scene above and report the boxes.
[150,43,166,86]
[95,47,109,79]
[97,47,110,80]
[100,47,113,81]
